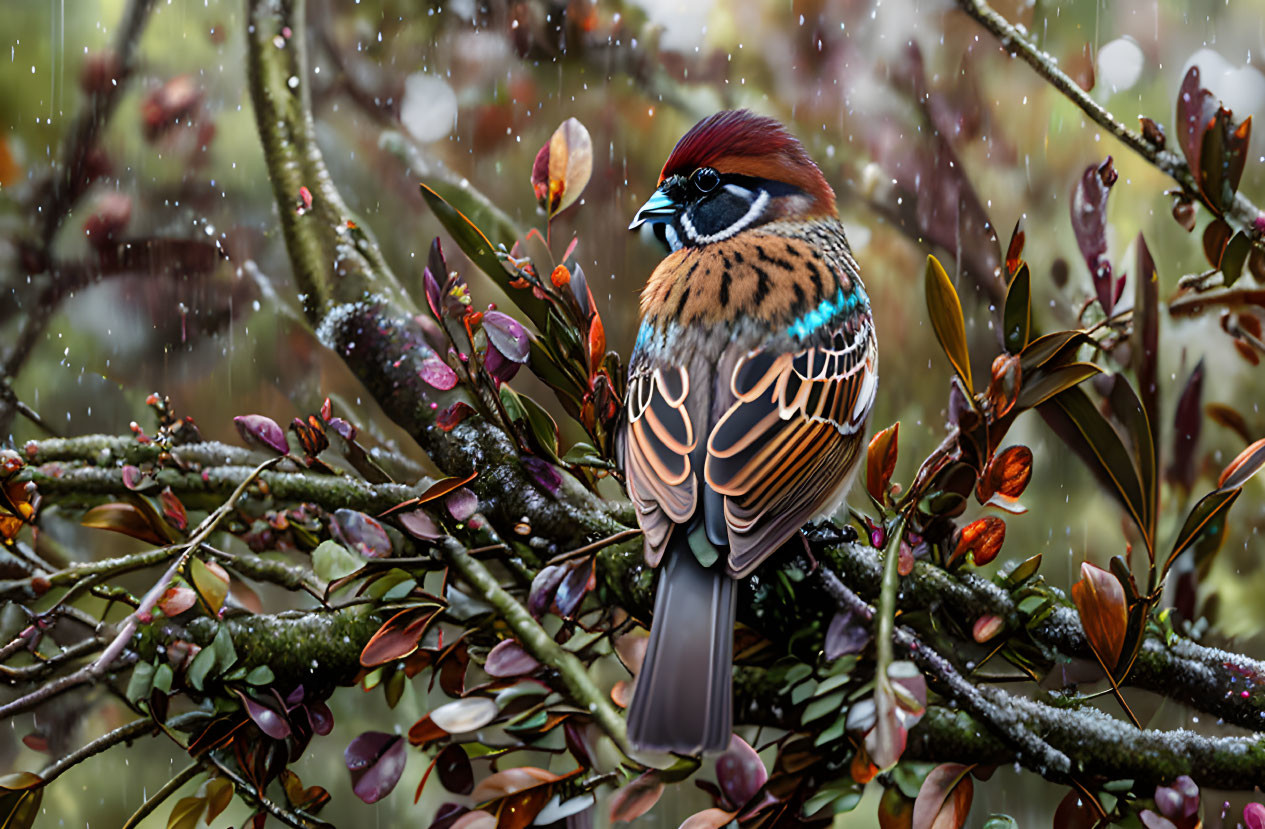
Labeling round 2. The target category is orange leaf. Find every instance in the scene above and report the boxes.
[406,714,446,747]
[866,423,900,503]
[1071,562,1128,672]
[588,311,606,375]
[360,607,440,667]
[986,354,1022,419]
[1218,437,1265,489]
[951,517,1005,566]
[81,502,169,545]
[679,808,740,829]
[911,763,974,829]
[978,445,1033,502]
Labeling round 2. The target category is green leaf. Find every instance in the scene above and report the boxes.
[802,780,862,816]
[801,689,845,724]
[982,815,1020,829]
[924,255,972,394]
[212,626,238,673]
[561,441,612,469]
[812,713,847,746]
[187,645,217,692]
[153,663,174,695]
[1107,374,1156,546]
[245,665,275,686]
[126,661,156,703]
[1003,263,1031,353]
[419,183,551,331]
[312,539,363,582]
[1222,232,1251,286]
[1167,488,1240,573]
[1001,554,1042,587]
[1015,362,1103,410]
[1019,330,1094,372]
[790,679,818,705]
[1043,386,1147,540]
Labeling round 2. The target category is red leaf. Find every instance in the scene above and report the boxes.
[437,402,476,431]
[1218,437,1265,490]
[360,607,439,668]
[1071,561,1128,672]
[951,517,1005,566]
[866,423,900,503]
[978,445,1033,502]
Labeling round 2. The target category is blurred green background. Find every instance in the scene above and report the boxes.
[2,0,1264,825]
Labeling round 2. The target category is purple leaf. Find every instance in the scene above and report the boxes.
[1154,775,1199,819]
[1070,157,1118,315]
[427,237,447,288]
[445,487,478,522]
[824,610,871,661]
[234,414,289,455]
[522,456,563,496]
[344,731,407,804]
[1167,360,1204,491]
[483,344,521,383]
[121,465,147,491]
[398,509,444,540]
[553,557,593,618]
[332,509,393,558]
[307,700,334,736]
[482,311,530,363]
[326,416,356,441]
[285,685,305,707]
[237,692,291,740]
[431,804,471,829]
[528,564,567,619]
[435,744,474,795]
[1177,66,1217,173]
[419,354,459,391]
[423,267,443,320]
[716,735,767,808]
[484,639,541,678]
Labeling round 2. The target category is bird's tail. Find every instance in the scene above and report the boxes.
[626,534,736,753]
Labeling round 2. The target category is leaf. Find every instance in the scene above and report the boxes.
[360,607,439,667]
[531,117,593,220]
[203,777,233,823]
[187,643,217,691]
[126,661,156,704]
[952,517,1005,566]
[344,732,407,804]
[924,255,972,394]
[1003,263,1031,353]
[159,488,188,531]
[1167,360,1204,491]
[158,585,197,617]
[430,697,498,734]
[81,502,170,546]
[608,772,663,824]
[470,766,566,804]
[679,808,740,829]
[1005,217,1025,276]
[419,354,459,391]
[866,422,900,503]
[1219,437,1265,490]
[1070,157,1118,314]
[483,311,531,363]
[1042,387,1147,541]
[445,488,479,522]
[1222,232,1252,287]
[167,796,205,829]
[312,539,363,582]
[1203,218,1232,268]
[483,639,540,678]
[189,557,229,614]
[331,509,393,558]
[1107,375,1156,545]
[716,735,767,808]
[1071,561,1129,673]
[978,445,1033,502]
[234,414,289,455]
[912,763,974,829]
[1177,66,1217,177]
[825,610,871,660]
[1134,234,1159,467]
[236,691,291,740]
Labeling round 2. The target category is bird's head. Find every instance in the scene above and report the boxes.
[629,110,836,252]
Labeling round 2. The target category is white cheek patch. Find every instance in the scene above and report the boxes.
[663,223,682,252]
[680,186,770,245]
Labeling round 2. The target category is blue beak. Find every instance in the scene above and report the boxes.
[629,189,678,231]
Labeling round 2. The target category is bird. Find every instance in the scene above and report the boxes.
[620,110,878,754]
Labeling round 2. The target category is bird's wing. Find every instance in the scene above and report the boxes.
[623,360,699,566]
[706,316,877,577]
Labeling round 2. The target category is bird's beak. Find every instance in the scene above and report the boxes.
[629,188,678,231]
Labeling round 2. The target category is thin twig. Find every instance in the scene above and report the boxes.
[205,754,316,829]
[546,528,643,566]
[39,717,159,783]
[119,760,202,829]
[955,0,1263,237]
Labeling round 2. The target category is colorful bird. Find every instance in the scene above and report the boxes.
[621,110,878,753]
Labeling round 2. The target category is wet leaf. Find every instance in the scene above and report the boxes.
[189,557,229,614]
[1042,386,1147,540]
[1221,232,1252,287]
[866,422,900,503]
[445,488,479,522]
[234,414,289,455]
[166,795,205,829]
[81,502,170,546]
[437,402,476,431]
[531,117,592,220]
[1219,437,1265,490]
[312,539,363,582]
[717,736,767,808]
[484,639,540,678]
[344,731,407,804]
[431,697,498,734]
[1004,218,1025,277]
[419,354,459,391]
[1167,360,1204,492]
[332,509,392,558]
[1202,218,1231,268]
[1070,157,1118,314]
[1071,561,1128,672]
[608,772,663,824]
[825,609,871,660]
[978,445,1033,502]
[986,354,1022,419]
[1014,363,1103,411]
[236,690,291,740]
[1003,263,1031,353]
[952,517,1005,566]
[1107,374,1156,543]
[360,607,439,667]
[1244,803,1265,829]
[912,763,974,829]
[924,255,972,394]
[483,311,531,363]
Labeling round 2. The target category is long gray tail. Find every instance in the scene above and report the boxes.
[626,537,736,753]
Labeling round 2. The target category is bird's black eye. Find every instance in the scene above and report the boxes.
[692,167,720,194]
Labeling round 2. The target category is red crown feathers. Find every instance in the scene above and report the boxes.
[658,110,837,216]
